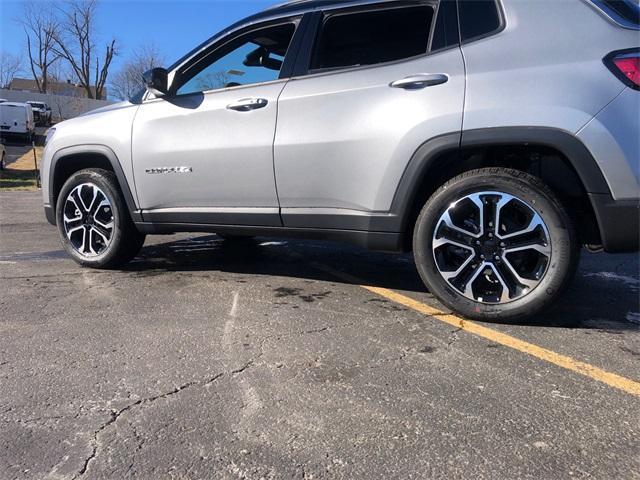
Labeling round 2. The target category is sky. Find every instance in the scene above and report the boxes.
[0,0,282,91]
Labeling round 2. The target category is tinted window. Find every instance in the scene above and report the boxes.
[311,6,434,71]
[431,0,459,51]
[177,23,295,95]
[458,0,501,42]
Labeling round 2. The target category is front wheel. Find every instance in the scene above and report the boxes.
[56,169,145,269]
[413,168,578,322]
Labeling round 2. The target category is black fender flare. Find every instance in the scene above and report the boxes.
[46,144,141,224]
[390,127,612,234]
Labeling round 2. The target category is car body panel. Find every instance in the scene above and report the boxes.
[577,87,640,200]
[460,0,633,135]
[41,101,140,209]
[131,81,286,212]
[274,47,465,215]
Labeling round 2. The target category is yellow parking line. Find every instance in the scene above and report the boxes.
[314,264,640,397]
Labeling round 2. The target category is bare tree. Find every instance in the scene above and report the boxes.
[194,71,232,92]
[50,0,115,99]
[110,44,165,101]
[0,51,24,89]
[18,1,60,93]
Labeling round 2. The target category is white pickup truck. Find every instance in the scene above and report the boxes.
[26,101,52,126]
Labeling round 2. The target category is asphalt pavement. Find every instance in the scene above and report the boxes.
[1,191,639,479]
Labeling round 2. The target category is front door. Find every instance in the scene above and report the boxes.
[132,20,300,226]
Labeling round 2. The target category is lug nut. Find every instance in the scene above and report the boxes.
[500,242,505,248]
[494,255,500,261]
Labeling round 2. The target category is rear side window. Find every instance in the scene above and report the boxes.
[458,0,502,42]
[311,6,435,71]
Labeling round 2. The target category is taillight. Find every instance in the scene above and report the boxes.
[604,49,640,90]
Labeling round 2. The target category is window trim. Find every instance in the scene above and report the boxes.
[293,0,446,78]
[457,0,506,45]
[164,15,306,98]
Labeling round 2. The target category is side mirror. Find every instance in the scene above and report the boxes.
[244,47,282,71]
[143,67,169,97]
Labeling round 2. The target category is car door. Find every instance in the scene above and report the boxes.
[274,1,465,230]
[132,18,303,226]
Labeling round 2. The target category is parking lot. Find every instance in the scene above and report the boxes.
[0,191,639,479]
[1,127,48,163]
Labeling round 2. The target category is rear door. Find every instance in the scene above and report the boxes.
[274,1,464,229]
[0,104,29,135]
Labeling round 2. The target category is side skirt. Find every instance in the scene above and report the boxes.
[134,222,404,253]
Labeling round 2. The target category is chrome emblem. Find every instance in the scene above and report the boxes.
[145,166,193,175]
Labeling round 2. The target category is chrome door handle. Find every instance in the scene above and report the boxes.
[226,98,268,112]
[390,74,449,90]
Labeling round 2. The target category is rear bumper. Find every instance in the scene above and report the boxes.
[589,194,640,252]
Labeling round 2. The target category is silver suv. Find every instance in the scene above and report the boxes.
[41,0,639,321]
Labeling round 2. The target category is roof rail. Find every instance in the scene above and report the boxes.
[262,0,316,12]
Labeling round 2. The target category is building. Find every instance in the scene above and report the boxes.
[8,78,107,100]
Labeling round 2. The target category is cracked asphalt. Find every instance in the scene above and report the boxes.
[1,191,639,479]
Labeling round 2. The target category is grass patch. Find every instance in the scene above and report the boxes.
[0,169,39,191]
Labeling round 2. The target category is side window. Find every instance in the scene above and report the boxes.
[430,0,459,51]
[458,0,502,42]
[176,23,296,95]
[311,6,435,71]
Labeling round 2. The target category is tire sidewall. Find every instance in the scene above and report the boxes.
[56,169,128,268]
[414,172,575,321]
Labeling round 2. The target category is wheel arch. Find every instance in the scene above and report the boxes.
[48,145,141,225]
[393,127,612,250]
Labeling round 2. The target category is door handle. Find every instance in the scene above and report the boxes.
[226,97,268,112]
[390,74,449,90]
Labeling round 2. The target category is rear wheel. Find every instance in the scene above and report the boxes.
[413,168,578,322]
[0,152,5,170]
[56,169,145,269]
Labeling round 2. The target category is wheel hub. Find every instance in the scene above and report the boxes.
[432,191,551,305]
[478,236,501,259]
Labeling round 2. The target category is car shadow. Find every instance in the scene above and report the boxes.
[123,234,640,331]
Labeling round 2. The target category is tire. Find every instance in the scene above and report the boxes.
[413,167,578,322]
[56,168,145,269]
[0,153,4,170]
